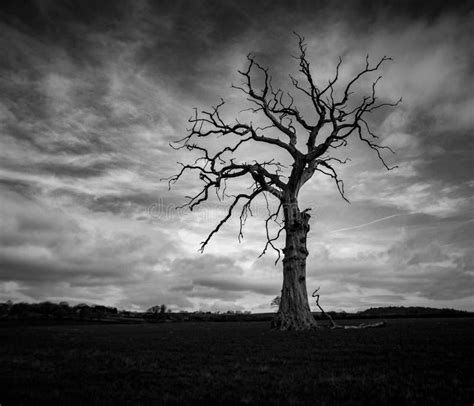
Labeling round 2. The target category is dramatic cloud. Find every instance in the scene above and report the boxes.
[0,0,472,312]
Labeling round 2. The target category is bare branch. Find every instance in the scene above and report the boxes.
[259,202,284,264]
[200,189,262,252]
[315,160,350,203]
[233,55,312,150]
[300,51,400,174]
[357,122,398,171]
[336,55,392,108]
[167,35,400,257]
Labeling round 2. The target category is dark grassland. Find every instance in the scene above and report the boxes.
[1,318,473,405]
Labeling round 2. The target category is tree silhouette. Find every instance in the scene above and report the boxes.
[167,34,400,330]
[147,304,167,315]
[271,296,281,308]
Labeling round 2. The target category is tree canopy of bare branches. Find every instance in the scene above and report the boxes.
[167,34,400,330]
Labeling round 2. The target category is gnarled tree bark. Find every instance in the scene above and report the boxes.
[272,202,317,330]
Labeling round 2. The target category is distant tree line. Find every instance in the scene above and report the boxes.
[0,301,118,321]
[0,301,469,324]
[143,304,254,322]
[357,306,470,318]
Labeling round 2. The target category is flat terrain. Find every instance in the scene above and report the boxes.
[0,318,473,405]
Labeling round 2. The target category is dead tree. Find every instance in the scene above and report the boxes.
[167,34,400,330]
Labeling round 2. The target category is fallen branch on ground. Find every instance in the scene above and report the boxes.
[312,288,386,329]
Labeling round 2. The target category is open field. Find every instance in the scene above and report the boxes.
[1,318,473,405]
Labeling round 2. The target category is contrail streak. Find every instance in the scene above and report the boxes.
[328,214,406,234]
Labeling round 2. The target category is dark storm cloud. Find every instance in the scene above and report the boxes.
[0,153,130,182]
[0,0,153,163]
[0,0,135,60]
[46,187,163,216]
[0,257,127,285]
[415,130,474,185]
[2,0,472,85]
[0,179,41,199]
[34,160,124,179]
[83,192,159,215]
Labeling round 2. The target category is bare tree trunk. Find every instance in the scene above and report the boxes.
[272,200,317,330]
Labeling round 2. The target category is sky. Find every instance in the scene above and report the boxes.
[0,0,472,312]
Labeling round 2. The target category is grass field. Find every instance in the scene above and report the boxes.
[1,318,473,405]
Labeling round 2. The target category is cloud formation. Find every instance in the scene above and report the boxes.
[0,0,472,311]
